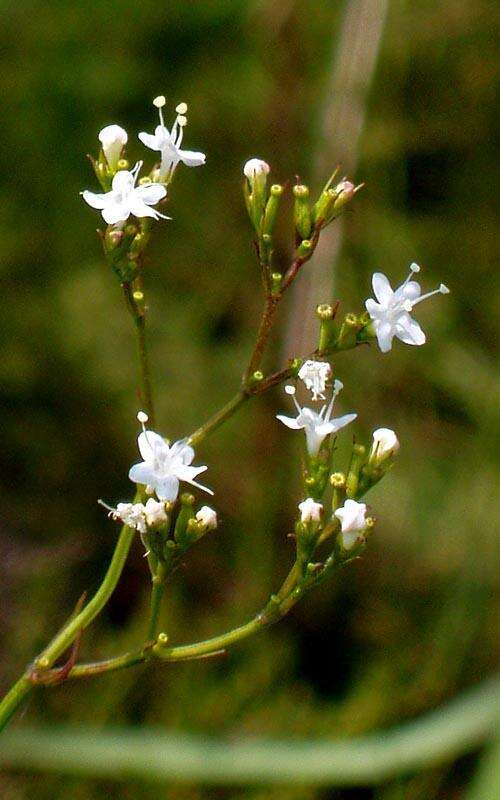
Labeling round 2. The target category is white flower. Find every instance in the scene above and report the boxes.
[82,161,168,225]
[277,381,357,457]
[196,506,218,530]
[334,499,367,549]
[298,497,323,523]
[105,502,148,534]
[98,124,128,171]
[243,158,270,180]
[144,498,168,527]
[128,426,212,502]
[369,428,399,463]
[365,263,450,353]
[138,96,205,182]
[298,360,332,401]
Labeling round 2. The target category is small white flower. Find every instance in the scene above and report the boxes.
[369,428,399,463]
[138,96,205,182]
[243,158,270,180]
[106,501,148,534]
[334,499,367,549]
[298,360,332,401]
[128,421,212,502]
[298,497,323,523]
[365,263,450,353]
[144,498,168,527]
[82,161,168,225]
[277,381,357,457]
[196,505,218,530]
[98,124,128,171]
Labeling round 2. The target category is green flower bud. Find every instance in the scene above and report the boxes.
[293,184,312,240]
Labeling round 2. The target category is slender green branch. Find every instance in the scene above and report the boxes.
[243,294,280,385]
[147,562,168,641]
[0,515,138,732]
[188,391,248,446]
[122,281,155,427]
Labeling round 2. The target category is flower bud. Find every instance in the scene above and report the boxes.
[98,125,128,172]
[298,497,323,523]
[196,505,218,531]
[293,184,312,240]
[332,180,355,212]
[369,428,399,465]
[243,158,271,233]
[263,184,283,236]
[334,499,368,550]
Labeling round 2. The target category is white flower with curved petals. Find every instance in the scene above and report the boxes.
[365,263,450,353]
[82,162,168,225]
[277,381,357,457]
[129,428,212,502]
[334,499,367,549]
[298,360,332,401]
[98,124,128,170]
[298,497,323,523]
[139,96,205,182]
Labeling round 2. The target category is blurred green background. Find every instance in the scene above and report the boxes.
[0,0,498,797]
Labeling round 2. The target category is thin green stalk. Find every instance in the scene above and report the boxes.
[147,562,167,641]
[188,391,248,447]
[243,294,280,385]
[0,519,137,732]
[122,282,155,427]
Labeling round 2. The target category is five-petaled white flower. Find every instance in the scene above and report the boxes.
[298,497,323,523]
[277,381,357,457]
[298,360,332,401]
[369,428,399,464]
[98,124,128,171]
[138,96,206,182]
[334,499,367,549]
[82,161,168,225]
[129,424,212,502]
[196,506,218,531]
[365,263,450,353]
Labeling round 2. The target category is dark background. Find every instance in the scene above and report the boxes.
[0,0,498,797]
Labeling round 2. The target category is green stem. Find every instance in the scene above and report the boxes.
[0,519,137,732]
[243,294,280,385]
[147,562,167,641]
[122,282,155,427]
[188,391,248,447]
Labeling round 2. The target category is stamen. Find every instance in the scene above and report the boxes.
[285,385,296,395]
[410,285,450,307]
[400,263,421,292]
[97,499,117,516]
[153,95,166,108]
[137,410,149,433]
[176,102,188,114]
[177,115,187,127]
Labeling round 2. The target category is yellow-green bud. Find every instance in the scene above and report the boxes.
[293,184,312,239]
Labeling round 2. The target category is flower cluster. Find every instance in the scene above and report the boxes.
[82,96,206,226]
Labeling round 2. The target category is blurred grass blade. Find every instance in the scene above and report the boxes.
[1,675,498,786]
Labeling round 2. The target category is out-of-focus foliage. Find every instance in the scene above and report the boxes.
[0,0,498,798]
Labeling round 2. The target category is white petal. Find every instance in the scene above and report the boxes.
[178,148,206,167]
[398,281,421,301]
[365,298,382,319]
[138,131,162,151]
[395,315,426,346]
[82,190,109,210]
[128,462,155,485]
[156,476,180,501]
[376,322,395,353]
[127,196,160,219]
[111,170,135,192]
[138,430,166,461]
[169,440,194,465]
[134,183,167,205]
[372,273,394,305]
[102,202,130,225]
[330,413,357,433]
[276,414,304,430]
